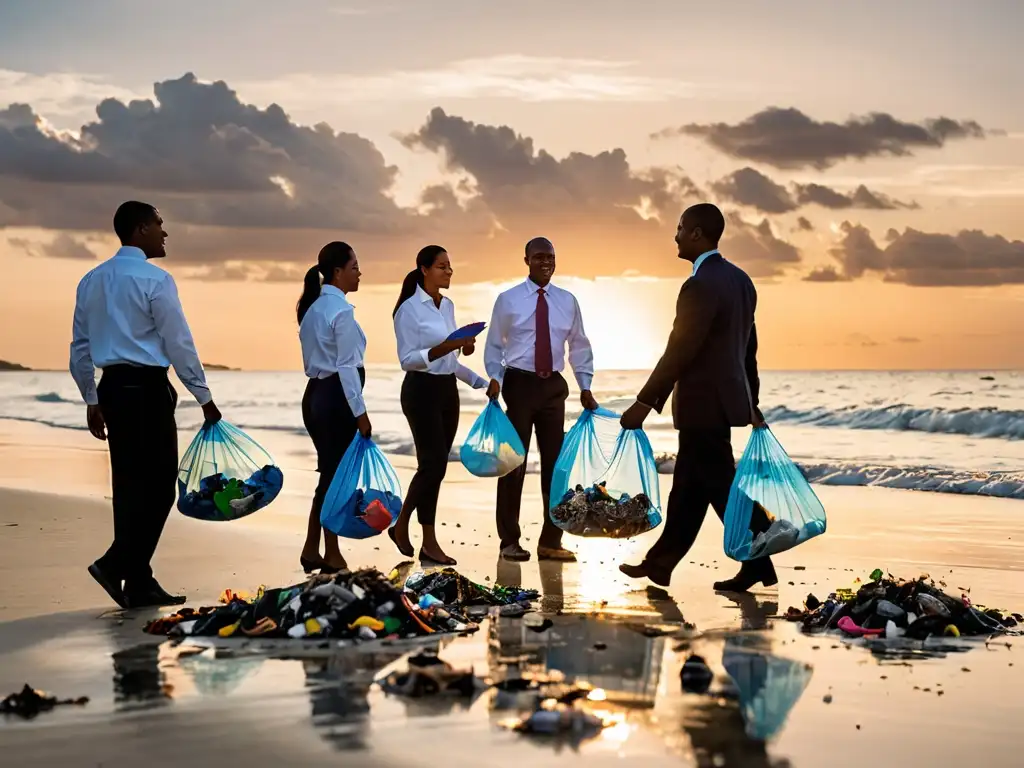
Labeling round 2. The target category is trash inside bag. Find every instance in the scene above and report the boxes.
[320,435,403,539]
[460,400,526,478]
[177,421,284,521]
[724,426,826,561]
[722,647,813,742]
[549,408,662,538]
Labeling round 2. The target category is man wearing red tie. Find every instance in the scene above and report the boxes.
[484,237,598,563]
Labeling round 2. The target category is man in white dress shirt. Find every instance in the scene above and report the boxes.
[70,201,222,609]
[484,237,598,563]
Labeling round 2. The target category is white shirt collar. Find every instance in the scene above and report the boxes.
[114,245,147,261]
[415,284,448,306]
[525,278,552,295]
[321,284,352,305]
[692,249,719,276]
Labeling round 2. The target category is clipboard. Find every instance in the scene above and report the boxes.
[446,321,486,342]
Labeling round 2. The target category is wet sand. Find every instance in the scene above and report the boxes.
[1,421,1023,766]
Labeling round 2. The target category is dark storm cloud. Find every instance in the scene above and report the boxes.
[658,107,988,169]
[711,166,918,213]
[796,216,815,232]
[827,222,1024,286]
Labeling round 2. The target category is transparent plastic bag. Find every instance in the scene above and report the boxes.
[177,421,284,521]
[724,426,826,561]
[320,435,403,539]
[548,407,663,538]
[460,400,526,478]
[722,646,813,742]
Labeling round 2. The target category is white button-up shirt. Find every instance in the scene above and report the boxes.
[299,284,367,416]
[484,279,594,390]
[691,248,720,276]
[69,246,211,406]
[393,285,487,389]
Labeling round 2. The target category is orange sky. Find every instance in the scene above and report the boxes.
[2,1,1023,371]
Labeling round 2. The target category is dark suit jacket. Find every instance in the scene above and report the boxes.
[637,252,760,429]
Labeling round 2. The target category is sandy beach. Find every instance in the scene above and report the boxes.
[1,419,1022,767]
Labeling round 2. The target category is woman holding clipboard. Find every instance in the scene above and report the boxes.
[392,245,487,565]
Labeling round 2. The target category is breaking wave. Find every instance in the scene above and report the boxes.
[763,404,1024,441]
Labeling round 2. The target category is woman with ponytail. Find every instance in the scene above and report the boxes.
[297,241,370,574]
[391,245,487,565]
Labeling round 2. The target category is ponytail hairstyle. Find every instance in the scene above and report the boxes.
[296,241,355,325]
[392,244,446,317]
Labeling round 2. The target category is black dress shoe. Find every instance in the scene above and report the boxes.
[713,562,779,593]
[88,562,127,609]
[619,562,671,588]
[125,583,187,610]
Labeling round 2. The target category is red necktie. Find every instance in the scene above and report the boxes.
[535,288,553,377]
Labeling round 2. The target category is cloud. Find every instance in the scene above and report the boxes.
[796,216,814,232]
[803,265,847,282]
[721,213,801,277]
[709,168,908,214]
[0,73,803,280]
[0,69,140,124]
[8,232,96,260]
[895,336,921,344]
[237,56,706,109]
[658,107,988,169]
[401,106,699,231]
[711,166,918,213]
[826,222,1024,286]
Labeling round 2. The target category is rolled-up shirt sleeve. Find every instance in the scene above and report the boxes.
[150,274,212,405]
[567,295,595,391]
[333,308,366,417]
[484,293,510,384]
[394,303,431,371]
[69,276,98,406]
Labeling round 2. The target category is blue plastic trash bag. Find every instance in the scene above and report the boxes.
[724,426,826,561]
[722,646,813,742]
[320,435,403,539]
[460,400,526,478]
[549,407,663,538]
[177,421,284,521]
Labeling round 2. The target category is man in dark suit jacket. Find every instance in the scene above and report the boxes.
[619,203,777,592]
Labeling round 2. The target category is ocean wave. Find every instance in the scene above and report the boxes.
[651,454,1024,500]
[764,403,1024,440]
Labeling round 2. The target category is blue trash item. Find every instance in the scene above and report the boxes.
[460,400,526,478]
[724,426,827,561]
[548,407,663,538]
[722,646,813,742]
[177,421,284,521]
[320,435,403,539]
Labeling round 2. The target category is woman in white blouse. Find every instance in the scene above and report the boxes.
[391,245,487,565]
[297,242,371,575]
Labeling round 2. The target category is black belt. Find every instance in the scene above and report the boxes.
[100,363,169,385]
[507,367,554,380]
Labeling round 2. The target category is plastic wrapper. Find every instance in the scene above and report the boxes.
[460,401,526,478]
[177,421,283,521]
[724,426,826,561]
[320,435,403,539]
[549,408,662,538]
